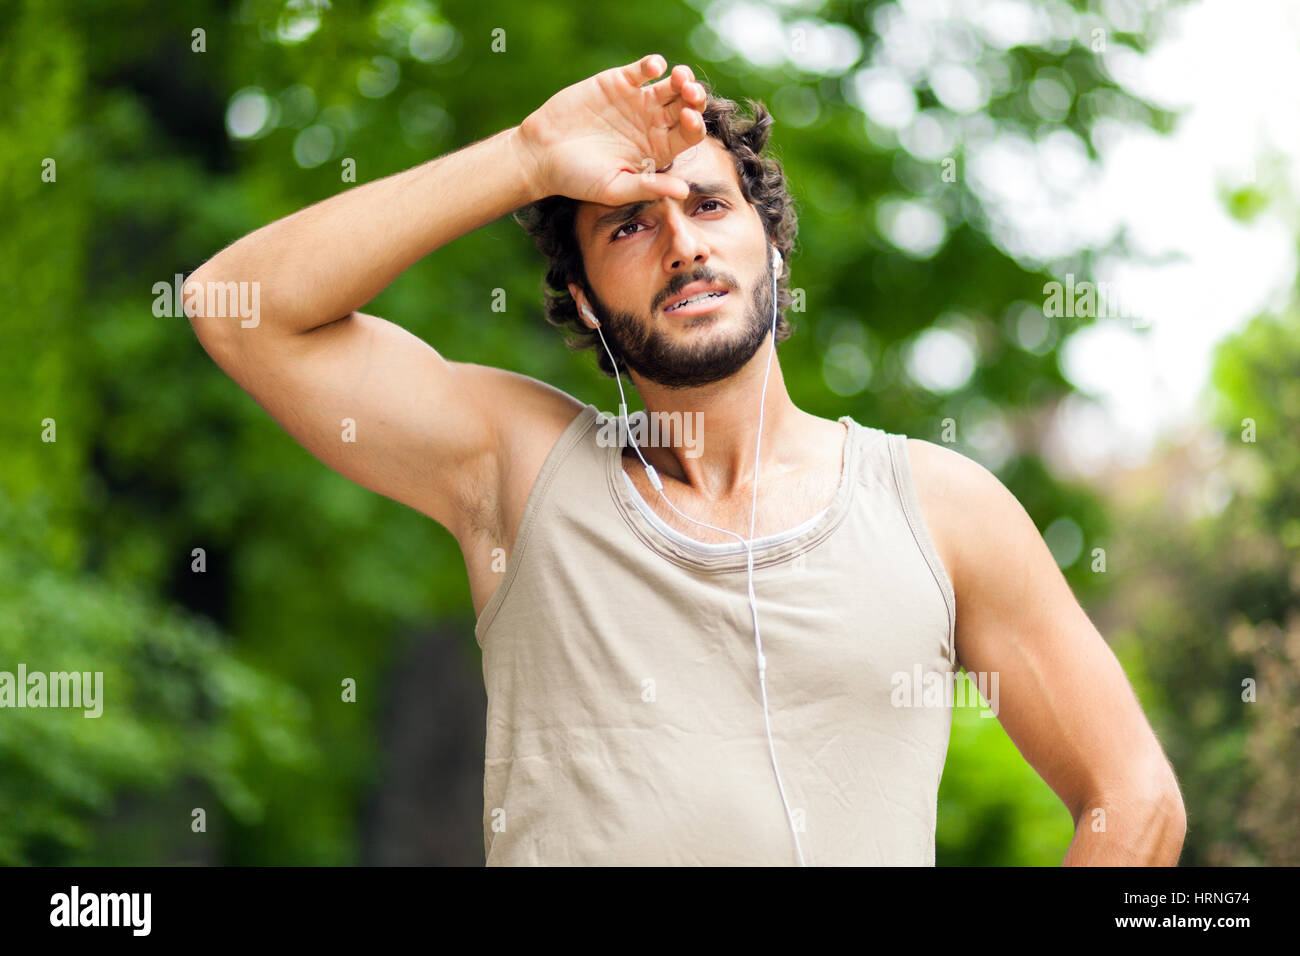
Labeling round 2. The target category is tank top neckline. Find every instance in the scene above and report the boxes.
[603,410,859,574]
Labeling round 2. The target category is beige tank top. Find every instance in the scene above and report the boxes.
[474,403,957,865]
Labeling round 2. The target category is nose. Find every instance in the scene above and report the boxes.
[661,208,710,271]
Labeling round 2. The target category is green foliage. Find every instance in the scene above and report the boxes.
[1095,307,1300,864]
[0,489,317,865]
[937,689,1075,866]
[2,0,1192,864]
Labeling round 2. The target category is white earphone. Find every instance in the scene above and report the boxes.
[586,245,806,865]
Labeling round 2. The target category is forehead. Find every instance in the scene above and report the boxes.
[575,137,743,238]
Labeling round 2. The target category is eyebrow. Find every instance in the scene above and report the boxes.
[589,180,738,237]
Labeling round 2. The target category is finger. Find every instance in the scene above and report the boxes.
[620,53,666,88]
[664,105,707,156]
[650,74,705,114]
[647,172,690,200]
[606,170,689,206]
[646,65,696,107]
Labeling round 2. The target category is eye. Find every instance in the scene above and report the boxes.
[609,199,730,242]
[611,221,644,241]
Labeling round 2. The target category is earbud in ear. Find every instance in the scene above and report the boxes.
[770,246,782,271]
[580,303,600,328]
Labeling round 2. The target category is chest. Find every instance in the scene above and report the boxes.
[617,449,842,546]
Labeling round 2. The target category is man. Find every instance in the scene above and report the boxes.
[186,54,1186,866]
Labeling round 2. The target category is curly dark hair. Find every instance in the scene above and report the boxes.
[511,85,799,379]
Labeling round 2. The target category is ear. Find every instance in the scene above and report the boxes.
[569,282,599,330]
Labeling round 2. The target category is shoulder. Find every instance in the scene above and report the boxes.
[900,436,1003,504]
[899,437,1038,599]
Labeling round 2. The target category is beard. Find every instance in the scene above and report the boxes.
[586,258,777,390]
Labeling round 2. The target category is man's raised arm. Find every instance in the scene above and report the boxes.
[182,54,711,537]
[185,125,539,344]
[182,125,548,536]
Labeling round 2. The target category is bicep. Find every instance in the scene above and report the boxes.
[912,440,1171,820]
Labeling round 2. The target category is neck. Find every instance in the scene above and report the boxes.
[625,342,806,501]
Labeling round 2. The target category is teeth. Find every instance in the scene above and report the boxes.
[667,290,725,311]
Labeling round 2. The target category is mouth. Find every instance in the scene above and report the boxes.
[662,289,729,317]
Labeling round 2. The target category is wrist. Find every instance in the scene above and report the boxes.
[506,122,547,205]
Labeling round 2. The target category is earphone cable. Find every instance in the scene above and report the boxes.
[590,253,807,866]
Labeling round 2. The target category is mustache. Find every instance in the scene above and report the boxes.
[655,269,737,312]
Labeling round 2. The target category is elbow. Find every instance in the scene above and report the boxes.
[183,268,226,360]
[1146,787,1187,866]
[183,267,216,332]
[1150,755,1186,826]
[182,267,261,358]
[1073,759,1187,864]
[182,266,219,320]
[1139,760,1187,864]
[1160,780,1188,856]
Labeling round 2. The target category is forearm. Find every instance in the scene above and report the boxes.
[186,125,540,338]
[1062,787,1186,865]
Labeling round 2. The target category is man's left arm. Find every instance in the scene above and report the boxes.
[906,438,1187,865]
